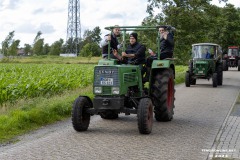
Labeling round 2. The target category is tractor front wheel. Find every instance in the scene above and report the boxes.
[212,73,218,88]
[185,72,190,87]
[72,97,91,131]
[137,98,153,134]
[151,69,175,122]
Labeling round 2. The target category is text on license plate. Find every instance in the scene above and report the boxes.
[100,78,113,85]
[198,71,203,73]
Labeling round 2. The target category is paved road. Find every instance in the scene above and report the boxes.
[0,69,239,160]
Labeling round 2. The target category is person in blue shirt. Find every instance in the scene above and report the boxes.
[205,48,211,59]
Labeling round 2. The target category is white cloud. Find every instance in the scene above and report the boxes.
[1,0,149,47]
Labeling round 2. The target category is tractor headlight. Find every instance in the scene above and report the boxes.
[112,87,120,95]
[94,87,102,94]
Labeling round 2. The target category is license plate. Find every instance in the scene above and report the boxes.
[100,78,113,85]
[198,71,203,73]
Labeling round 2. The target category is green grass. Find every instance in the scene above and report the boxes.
[0,86,93,143]
[175,65,188,84]
[0,55,101,64]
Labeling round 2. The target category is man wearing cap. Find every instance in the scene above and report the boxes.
[100,25,121,59]
[159,26,174,59]
[113,32,146,65]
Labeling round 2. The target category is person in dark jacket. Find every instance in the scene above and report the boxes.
[159,26,174,59]
[143,26,174,82]
[113,32,146,65]
[100,25,121,59]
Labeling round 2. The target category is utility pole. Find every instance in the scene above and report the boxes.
[66,0,81,55]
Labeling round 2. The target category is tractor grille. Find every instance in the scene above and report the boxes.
[102,86,112,94]
[94,66,119,86]
[124,73,136,83]
[195,64,207,75]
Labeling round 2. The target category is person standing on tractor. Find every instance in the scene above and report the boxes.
[159,26,174,59]
[143,26,174,82]
[113,32,146,65]
[100,25,121,59]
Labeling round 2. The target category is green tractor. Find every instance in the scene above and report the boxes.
[185,43,223,88]
[72,26,176,134]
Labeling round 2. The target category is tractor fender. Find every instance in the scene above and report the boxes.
[152,60,175,79]
[77,96,93,108]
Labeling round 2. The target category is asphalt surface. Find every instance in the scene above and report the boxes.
[0,68,239,160]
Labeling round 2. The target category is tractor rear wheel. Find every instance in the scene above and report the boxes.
[72,97,91,131]
[151,69,175,122]
[238,60,240,71]
[185,72,190,87]
[137,98,153,134]
[217,64,223,85]
[222,60,227,71]
[212,73,218,88]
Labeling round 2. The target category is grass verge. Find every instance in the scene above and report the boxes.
[0,86,93,143]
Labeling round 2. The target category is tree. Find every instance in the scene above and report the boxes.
[32,31,44,55]
[218,4,240,50]
[49,39,64,55]
[34,31,42,44]
[1,31,15,56]
[32,39,44,55]
[8,40,20,56]
[79,26,102,57]
[42,43,50,55]
[24,44,32,55]
[82,26,102,45]
[80,43,101,57]
[63,37,82,54]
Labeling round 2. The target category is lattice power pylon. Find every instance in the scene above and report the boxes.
[66,0,81,55]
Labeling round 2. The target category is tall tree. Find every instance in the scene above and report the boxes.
[24,44,32,55]
[49,39,64,55]
[80,43,101,57]
[1,31,15,56]
[33,31,42,44]
[8,39,20,56]
[43,43,50,55]
[32,39,44,55]
[82,26,102,44]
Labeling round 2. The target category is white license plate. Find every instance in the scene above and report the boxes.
[100,78,113,85]
[198,71,203,73]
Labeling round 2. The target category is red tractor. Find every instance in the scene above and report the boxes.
[222,46,240,71]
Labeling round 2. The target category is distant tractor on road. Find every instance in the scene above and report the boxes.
[185,43,223,88]
[223,46,240,71]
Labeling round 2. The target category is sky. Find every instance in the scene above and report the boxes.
[0,0,239,48]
